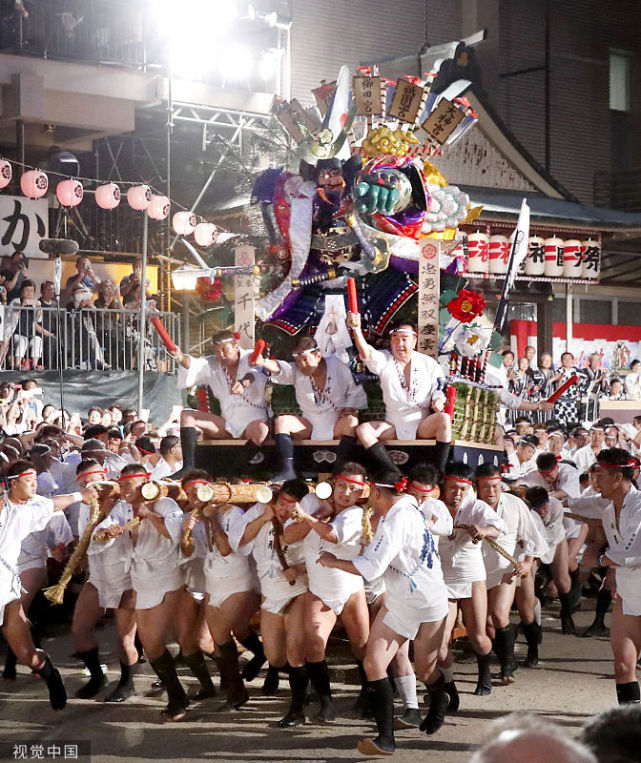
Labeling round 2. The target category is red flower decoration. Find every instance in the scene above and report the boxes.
[394,477,408,493]
[196,276,223,302]
[446,289,486,322]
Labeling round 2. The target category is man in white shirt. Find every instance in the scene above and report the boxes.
[573,423,606,475]
[347,315,450,474]
[150,435,183,480]
[507,435,539,476]
[254,335,367,482]
[171,330,270,476]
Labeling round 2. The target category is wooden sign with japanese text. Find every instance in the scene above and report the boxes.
[352,75,384,116]
[387,79,425,124]
[422,98,465,145]
[234,244,256,350]
[417,240,441,358]
[0,196,48,259]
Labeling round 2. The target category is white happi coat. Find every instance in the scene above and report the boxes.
[18,513,73,574]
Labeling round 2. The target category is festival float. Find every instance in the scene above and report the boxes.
[188,58,526,477]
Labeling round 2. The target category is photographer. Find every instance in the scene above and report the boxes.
[64,256,100,296]
[0,251,28,302]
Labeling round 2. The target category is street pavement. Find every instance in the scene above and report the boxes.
[0,603,616,763]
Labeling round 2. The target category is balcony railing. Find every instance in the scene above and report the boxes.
[1,304,180,373]
[594,167,641,213]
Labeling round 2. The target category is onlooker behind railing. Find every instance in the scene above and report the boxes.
[119,260,150,301]
[0,250,29,302]
[3,279,54,370]
[39,280,58,369]
[64,255,101,295]
[94,279,123,368]
[66,285,108,370]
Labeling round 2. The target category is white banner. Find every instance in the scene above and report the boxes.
[0,196,48,259]
[417,239,441,358]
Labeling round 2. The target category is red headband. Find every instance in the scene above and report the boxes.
[444,475,472,485]
[7,469,36,480]
[410,481,435,493]
[336,475,367,487]
[475,475,502,482]
[597,461,637,469]
[118,472,150,481]
[183,479,211,488]
[279,493,297,504]
[78,469,107,478]
[539,456,562,474]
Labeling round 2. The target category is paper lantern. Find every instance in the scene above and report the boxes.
[20,169,48,199]
[172,210,197,236]
[95,183,121,210]
[148,194,171,220]
[467,231,489,274]
[544,236,564,277]
[56,179,83,207]
[127,184,152,211]
[488,235,510,275]
[0,159,12,189]
[581,239,601,279]
[194,222,217,247]
[562,239,582,278]
[525,236,545,276]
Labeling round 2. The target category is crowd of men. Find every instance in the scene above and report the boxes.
[0,318,640,759]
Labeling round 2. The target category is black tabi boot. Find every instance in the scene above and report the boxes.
[231,440,262,478]
[616,681,641,705]
[420,676,449,734]
[215,641,248,710]
[522,621,541,667]
[134,631,146,663]
[149,650,188,721]
[433,440,451,473]
[173,426,198,477]
[568,567,582,612]
[353,659,374,718]
[240,631,267,682]
[559,592,576,634]
[356,677,395,756]
[444,680,460,713]
[104,661,137,702]
[333,435,357,474]
[75,647,106,699]
[35,652,67,710]
[307,660,336,723]
[261,663,282,695]
[3,647,17,680]
[271,433,298,483]
[474,652,493,696]
[365,442,401,481]
[581,588,611,637]
[278,665,308,727]
[493,625,517,684]
[184,651,217,700]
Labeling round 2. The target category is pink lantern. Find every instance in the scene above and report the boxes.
[172,210,197,236]
[95,183,121,210]
[20,169,48,199]
[56,179,83,207]
[194,222,217,247]
[127,184,152,211]
[0,159,12,189]
[148,194,171,221]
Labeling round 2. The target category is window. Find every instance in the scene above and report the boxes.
[609,51,631,112]
[617,301,641,327]
[579,299,612,325]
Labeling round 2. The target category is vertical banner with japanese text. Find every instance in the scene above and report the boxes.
[417,239,441,358]
[234,244,256,350]
[0,196,48,259]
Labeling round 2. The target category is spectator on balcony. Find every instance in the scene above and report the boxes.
[119,260,150,300]
[94,279,123,368]
[9,279,54,370]
[39,280,58,369]
[67,286,108,370]
[1,251,29,302]
[65,256,101,295]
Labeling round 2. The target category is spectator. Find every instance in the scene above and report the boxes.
[150,434,182,479]
[87,407,102,426]
[94,279,123,368]
[110,405,123,429]
[608,377,625,400]
[101,409,112,428]
[127,419,147,440]
[21,378,43,422]
[64,255,100,294]
[39,280,58,369]
[0,250,29,302]
[67,286,107,369]
[8,279,53,370]
[119,260,150,299]
[106,426,123,453]
[624,359,641,400]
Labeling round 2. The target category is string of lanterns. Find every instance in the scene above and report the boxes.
[0,158,234,247]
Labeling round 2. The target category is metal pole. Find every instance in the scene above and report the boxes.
[137,210,149,414]
[165,53,173,312]
[566,283,573,351]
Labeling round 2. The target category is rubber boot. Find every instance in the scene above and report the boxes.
[581,588,611,637]
[271,433,297,483]
[333,435,357,474]
[420,676,449,734]
[522,621,541,667]
[231,440,262,479]
[277,665,308,727]
[184,651,216,700]
[353,659,374,718]
[444,680,459,713]
[173,426,198,477]
[3,646,17,680]
[433,441,451,474]
[149,649,188,721]
[356,677,396,756]
[559,592,576,634]
[261,663,282,695]
[35,652,67,711]
[365,442,401,481]
[473,652,492,696]
[568,567,582,612]
[215,641,248,710]
[240,632,267,682]
[75,647,106,699]
[616,681,641,704]
[493,625,517,684]
[307,659,336,723]
[104,661,136,702]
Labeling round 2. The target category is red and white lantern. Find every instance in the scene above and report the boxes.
[56,179,83,207]
[562,239,582,278]
[20,169,48,199]
[0,159,12,189]
[581,239,601,280]
[172,210,197,236]
[488,234,510,275]
[127,184,152,211]
[194,222,217,247]
[148,194,171,221]
[525,236,545,276]
[95,183,121,210]
[544,235,564,277]
[467,231,489,274]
